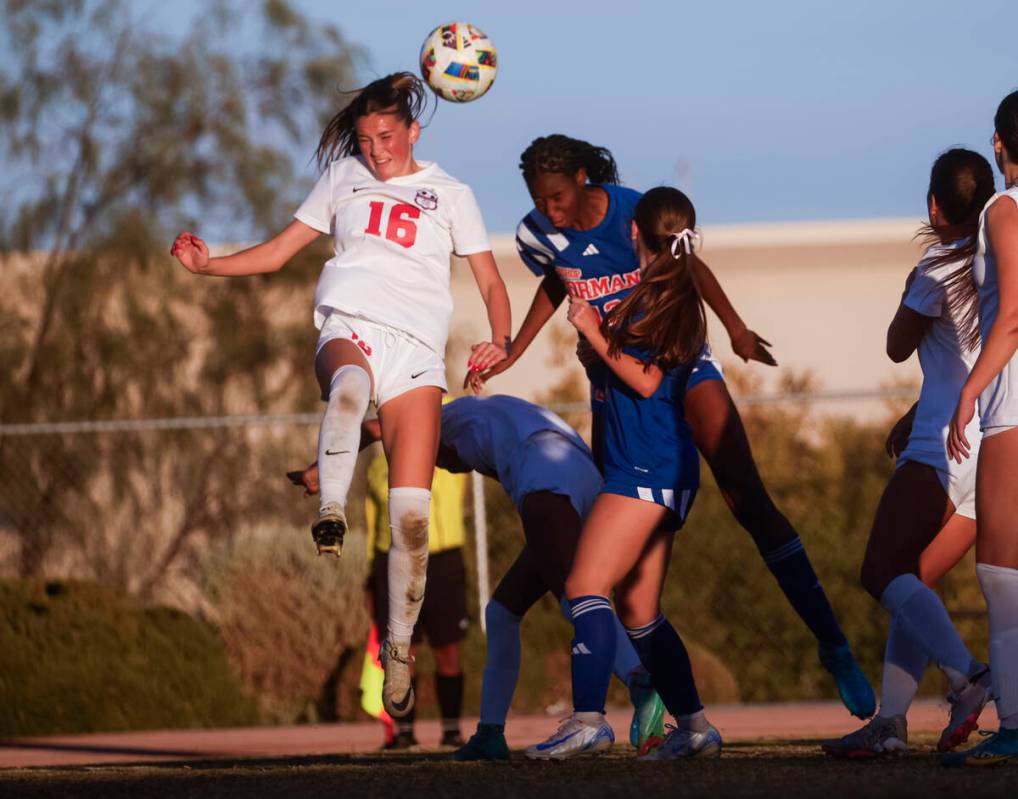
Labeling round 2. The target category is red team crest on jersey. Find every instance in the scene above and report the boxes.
[415,189,439,211]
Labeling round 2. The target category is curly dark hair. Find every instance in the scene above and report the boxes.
[518,134,620,187]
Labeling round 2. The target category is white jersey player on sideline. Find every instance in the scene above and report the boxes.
[823,148,996,760]
[171,73,511,722]
[947,89,1018,767]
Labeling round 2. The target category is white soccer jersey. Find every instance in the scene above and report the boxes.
[972,187,1018,428]
[295,156,491,355]
[898,241,981,476]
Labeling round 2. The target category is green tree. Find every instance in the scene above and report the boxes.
[0,0,358,587]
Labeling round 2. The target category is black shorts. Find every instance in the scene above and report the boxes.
[369,547,469,647]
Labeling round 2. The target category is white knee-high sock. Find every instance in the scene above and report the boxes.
[880,574,975,692]
[977,563,1018,729]
[879,615,928,718]
[317,365,370,513]
[480,599,521,727]
[386,487,431,645]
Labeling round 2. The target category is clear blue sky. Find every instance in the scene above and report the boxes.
[140,1,1018,232]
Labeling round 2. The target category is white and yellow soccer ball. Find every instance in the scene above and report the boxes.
[419,22,497,103]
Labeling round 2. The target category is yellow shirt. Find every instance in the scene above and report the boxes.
[364,449,468,558]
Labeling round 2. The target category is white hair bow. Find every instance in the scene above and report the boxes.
[669,228,701,257]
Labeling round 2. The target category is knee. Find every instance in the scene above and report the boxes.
[859,556,896,602]
[328,365,371,411]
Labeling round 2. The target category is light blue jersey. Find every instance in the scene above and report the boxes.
[440,395,602,518]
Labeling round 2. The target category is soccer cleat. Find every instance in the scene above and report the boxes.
[383,729,420,751]
[525,716,614,760]
[939,665,992,752]
[380,639,415,718]
[311,502,346,558]
[818,641,876,719]
[440,730,465,748]
[453,723,510,761]
[942,727,1018,768]
[628,669,666,748]
[638,723,723,761]
[820,714,908,759]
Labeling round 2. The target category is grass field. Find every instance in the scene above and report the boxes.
[2,735,1014,799]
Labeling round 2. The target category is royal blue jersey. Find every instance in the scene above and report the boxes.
[516,184,643,320]
[602,346,699,494]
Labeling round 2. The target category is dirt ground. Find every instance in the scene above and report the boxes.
[1,735,1014,799]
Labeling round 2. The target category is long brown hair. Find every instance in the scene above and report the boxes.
[314,72,428,169]
[605,187,706,370]
[917,148,995,351]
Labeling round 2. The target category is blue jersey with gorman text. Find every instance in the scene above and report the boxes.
[516,184,643,320]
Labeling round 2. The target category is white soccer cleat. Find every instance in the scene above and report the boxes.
[939,665,992,752]
[525,715,614,760]
[380,639,415,718]
[638,723,723,761]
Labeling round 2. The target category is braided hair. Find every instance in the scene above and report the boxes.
[519,134,620,187]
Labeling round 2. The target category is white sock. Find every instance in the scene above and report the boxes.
[676,709,710,733]
[879,615,928,718]
[880,574,975,692]
[386,487,431,644]
[977,563,1018,729]
[317,365,370,513]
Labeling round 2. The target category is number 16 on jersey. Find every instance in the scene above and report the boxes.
[365,201,420,249]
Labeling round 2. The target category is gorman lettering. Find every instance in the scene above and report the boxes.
[560,268,641,301]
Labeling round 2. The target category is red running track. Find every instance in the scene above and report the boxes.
[0,700,997,769]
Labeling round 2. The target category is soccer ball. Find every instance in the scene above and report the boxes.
[419,22,497,103]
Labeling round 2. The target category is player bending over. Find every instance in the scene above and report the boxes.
[527,187,721,761]
[945,90,1018,767]
[171,72,511,719]
[475,134,874,718]
[822,149,994,759]
[297,395,669,758]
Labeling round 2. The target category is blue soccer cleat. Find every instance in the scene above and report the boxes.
[942,727,1018,768]
[819,641,876,719]
[525,715,614,760]
[453,723,510,762]
[628,669,666,749]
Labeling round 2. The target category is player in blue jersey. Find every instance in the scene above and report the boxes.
[293,395,668,759]
[476,134,874,719]
[527,187,719,761]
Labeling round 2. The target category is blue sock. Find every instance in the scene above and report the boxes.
[626,615,702,718]
[763,536,847,647]
[569,595,616,714]
[479,600,521,727]
[559,596,641,686]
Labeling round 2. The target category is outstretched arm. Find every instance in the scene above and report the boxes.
[171,219,321,277]
[465,250,512,373]
[566,296,662,398]
[689,253,777,366]
[470,274,565,391]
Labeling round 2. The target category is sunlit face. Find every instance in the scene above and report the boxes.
[528,170,587,229]
[356,111,420,181]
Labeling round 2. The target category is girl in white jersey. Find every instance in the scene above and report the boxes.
[945,90,1018,767]
[171,73,511,720]
[822,149,995,760]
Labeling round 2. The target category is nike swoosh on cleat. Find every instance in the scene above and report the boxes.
[537,730,581,750]
[324,449,350,456]
[390,689,412,714]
